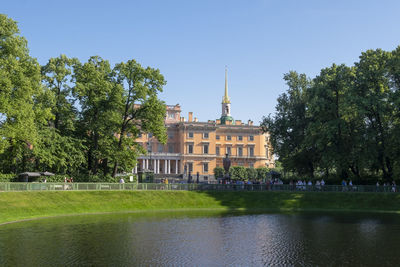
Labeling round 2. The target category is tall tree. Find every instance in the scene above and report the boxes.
[261,71,316,177]
[0,14,51,173]
[307,64,361,178]
[73,56,123,175]
[111,60,167,177]
[354,49,393,179]
[41,55,79,132]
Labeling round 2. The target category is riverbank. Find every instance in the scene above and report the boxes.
[1,190,400,224]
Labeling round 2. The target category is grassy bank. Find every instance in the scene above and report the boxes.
[1,190,400,224]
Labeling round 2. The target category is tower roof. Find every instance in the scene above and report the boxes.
[222,67,230,104]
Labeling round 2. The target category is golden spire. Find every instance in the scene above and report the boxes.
[223,66,231,104]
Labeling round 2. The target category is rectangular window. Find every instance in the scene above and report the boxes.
[147,144,152,152]
[249,147,254,156]
[188,162,193,173]
[203,132,209,139]
[265,146,269,158]
[203,144,209,154]
[238,147,243,156]
[158,144,163,152]
[249,135,254,141]
[148,133,153,138]
[188,132,194,138]
[227,147,231,155]
[249,163,254,168]
[216,146,220,155]
[168,132,174,139]
[203,163,209,173]
[216,135,220,140]
[226,135,231,141]
[238,135,243,141]
[168,112,174,119]
[188,144,193,154]
[138,133,142,138]
[168,144,174,153]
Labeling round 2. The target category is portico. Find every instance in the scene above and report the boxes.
[136,153,181,175]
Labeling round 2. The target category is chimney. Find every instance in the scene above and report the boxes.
[194,117,198,122]
[248,120,253,126]
[188,112,193,122]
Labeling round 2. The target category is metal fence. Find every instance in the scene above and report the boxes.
[0,182,399,193]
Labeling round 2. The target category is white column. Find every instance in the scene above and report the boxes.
[157,160,160,174]
[164,160,167,174]
[146,159,149,170]
[134,164,138,174]
[167,160,171,174]
[153,159,156,173]
[142,160,145,171]
[175,160,178,174]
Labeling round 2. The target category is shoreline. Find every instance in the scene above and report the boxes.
[1,190,400,225]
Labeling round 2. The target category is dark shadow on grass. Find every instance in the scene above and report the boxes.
[197,189,400,215]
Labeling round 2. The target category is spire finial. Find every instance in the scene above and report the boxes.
[223,66,230,104]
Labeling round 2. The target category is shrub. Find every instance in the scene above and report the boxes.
[229,166,247,180]
[0,174,17,182]
[256,167,269,181]
[213,167,225,179]
[246,167,258,180]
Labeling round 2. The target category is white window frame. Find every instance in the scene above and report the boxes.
[248,146,254,156]
[238,146,243,156]
[203,162,209,173]
[203,144,209,154]
[188,144,193,154]
[188,162,193,173]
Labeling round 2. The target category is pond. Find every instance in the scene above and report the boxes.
[1,211,400,266]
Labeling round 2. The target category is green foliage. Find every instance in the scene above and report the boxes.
[256,167,269,180]
[111,60,167,177]
[0,15,168,177]
[229,166,247,180]
[263,46,400,182]
[246,167,258,180]
[0,14,52,173]
[0,173,16,182]
[213,166,225,179]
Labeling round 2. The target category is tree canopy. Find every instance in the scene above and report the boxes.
[262,47,400,183]
[0,14,167,177]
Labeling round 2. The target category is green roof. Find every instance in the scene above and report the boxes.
[220,115,234,125]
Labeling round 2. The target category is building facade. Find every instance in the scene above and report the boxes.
[135,70,274,181]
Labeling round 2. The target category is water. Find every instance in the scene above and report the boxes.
[1,211,400,266]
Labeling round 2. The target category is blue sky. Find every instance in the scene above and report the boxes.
[3,0,400,124]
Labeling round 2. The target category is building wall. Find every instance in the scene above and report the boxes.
[136,106,275,180]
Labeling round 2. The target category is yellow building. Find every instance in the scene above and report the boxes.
[135,69,274,181]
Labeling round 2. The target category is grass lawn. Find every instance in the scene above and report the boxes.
[1,190,400,224]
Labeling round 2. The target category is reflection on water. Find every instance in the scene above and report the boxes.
[1,211,400,266]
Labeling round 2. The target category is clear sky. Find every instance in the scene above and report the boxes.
[3,0,400,124]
